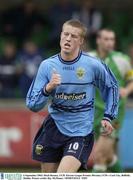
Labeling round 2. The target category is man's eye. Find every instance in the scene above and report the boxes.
[64,33,69,36]
[72,35,77,38]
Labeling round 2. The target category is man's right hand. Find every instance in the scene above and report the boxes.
[45,70,61,93]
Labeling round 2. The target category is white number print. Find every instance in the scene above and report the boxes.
[68,142,79,150]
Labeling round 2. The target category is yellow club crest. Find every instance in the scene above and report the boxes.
[76,67,85,79]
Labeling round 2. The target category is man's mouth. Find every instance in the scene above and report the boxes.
[64,43,71,48]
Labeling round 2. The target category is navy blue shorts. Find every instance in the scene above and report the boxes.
[32,115,94,169]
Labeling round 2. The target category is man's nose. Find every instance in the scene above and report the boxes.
[66,34,71,41]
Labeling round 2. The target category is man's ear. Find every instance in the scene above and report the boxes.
[80,38,84,46]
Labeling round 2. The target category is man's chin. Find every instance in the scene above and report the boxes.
[62,49,71,54]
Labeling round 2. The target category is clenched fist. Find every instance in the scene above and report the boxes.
[45,69,61,93]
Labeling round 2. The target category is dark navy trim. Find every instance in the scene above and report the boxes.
[42,87,49,97]
[58,51,82,65]
[103,114,114,121]
[102,118,112,123]
[61,82,94,85]
[111,86,117,116]
[51,101,94,113]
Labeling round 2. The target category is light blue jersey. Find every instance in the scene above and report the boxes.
[26,51,119,137]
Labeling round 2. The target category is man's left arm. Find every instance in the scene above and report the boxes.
[95,62,119,135]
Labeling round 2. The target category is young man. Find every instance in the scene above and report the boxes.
[88,29,133,172]
[26,20,119,173]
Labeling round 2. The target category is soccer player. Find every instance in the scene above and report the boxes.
[26,20,119,173]
[88,29,133,172]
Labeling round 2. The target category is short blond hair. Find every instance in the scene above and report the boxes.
[62,19,87,39]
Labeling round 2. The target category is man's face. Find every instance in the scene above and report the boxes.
[60,24,83,55]
[97,31,115,53]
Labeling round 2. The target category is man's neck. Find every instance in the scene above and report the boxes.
[60,50,80,61]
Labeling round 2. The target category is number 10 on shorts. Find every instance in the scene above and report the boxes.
[69,142,79,150]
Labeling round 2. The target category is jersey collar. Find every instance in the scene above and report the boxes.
[58,51,82,64]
